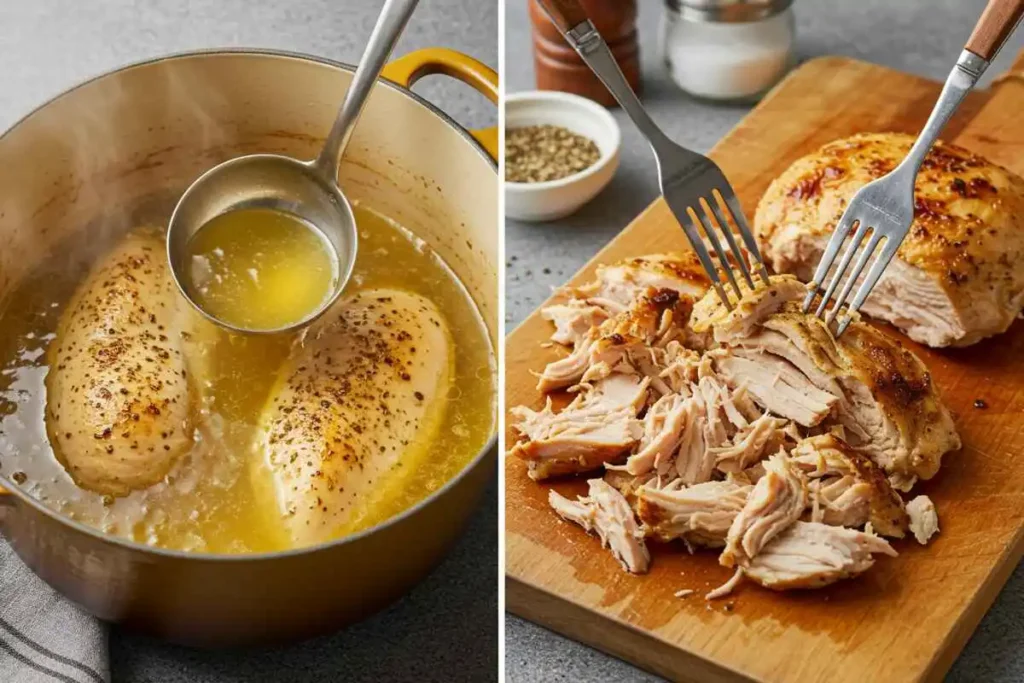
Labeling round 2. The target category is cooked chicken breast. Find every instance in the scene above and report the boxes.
[755,132,1024,347]
[742,521,898,591]
[550,478,650,573]
[721,452,808,568]
[254,289,451,545]
[637,478,752,547]
[46,230,213,496]
[692,274,960,486]
[509,374,648,480]
[793,434,908,538]
[570,252,711,314]
[519,252,956,594]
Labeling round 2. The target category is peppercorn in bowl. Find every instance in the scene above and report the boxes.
[505,91,620,221]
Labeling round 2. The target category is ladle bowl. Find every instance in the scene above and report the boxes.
[166,154,357,334]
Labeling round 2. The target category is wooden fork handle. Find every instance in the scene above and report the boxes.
[966,0,1024,61]
[535,0,590,32]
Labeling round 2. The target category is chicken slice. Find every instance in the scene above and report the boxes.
[45,230,215,496]
[541,299,610,346]
[792,433,908,537]
[253,289,451,546]
[834,322,961,485]
[637,478,752,547]
[549,479,650,573]
[712,349,838,427]
[906,495,940,545]
[570,252,711,312]
[509,374,648,480]
[690,275,807,340]
[721,452,808,568]
[743,521,897,591]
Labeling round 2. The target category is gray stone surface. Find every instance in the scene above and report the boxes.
[505,1,1023,681]
[0,1,497,682]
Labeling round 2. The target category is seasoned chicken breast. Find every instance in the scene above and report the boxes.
[755,133,1024,347]
[254,289,451,546]
[46,230,213,497]
[692,274,960,487]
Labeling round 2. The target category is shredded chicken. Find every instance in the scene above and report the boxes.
[549,479,650,573]
[637,477,752,547]
[511,253,958,598]
[792,433,908,537]
[509,374,648,480]
[721,452,808,568]
[536,287,694,392]
[542,299,610,346]
[906,495,939,545]
[743,521,897,591]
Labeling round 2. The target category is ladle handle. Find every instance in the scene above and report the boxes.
[314,0,420,178]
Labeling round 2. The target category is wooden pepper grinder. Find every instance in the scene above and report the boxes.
[529,0,641,107]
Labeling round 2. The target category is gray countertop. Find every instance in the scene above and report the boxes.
[0,1,497,682]
[504,1,1023,681]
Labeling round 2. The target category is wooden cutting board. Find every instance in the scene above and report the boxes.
[505,51,1024,683]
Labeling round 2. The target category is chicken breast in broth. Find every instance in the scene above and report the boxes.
[45,230,215,497]
[253,289,453,545]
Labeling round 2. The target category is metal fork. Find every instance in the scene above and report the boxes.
[803,0,1024,335]
[535,0,771,309]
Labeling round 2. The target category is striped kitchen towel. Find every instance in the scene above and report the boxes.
[0,539,108,683]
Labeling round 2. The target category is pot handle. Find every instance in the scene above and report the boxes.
[0,486,11,527]
[382,48,499,161]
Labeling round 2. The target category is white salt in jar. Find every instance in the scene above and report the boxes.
[661,0,796,102]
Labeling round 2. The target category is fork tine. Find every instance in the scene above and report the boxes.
[813,219,868,318]
[802,214,855,313]
[693,203,742,299]
[720,191,771,285]
[668,199,733,309]
[707,196,754,290]
[826,232,882,325]
[834,236,899,336]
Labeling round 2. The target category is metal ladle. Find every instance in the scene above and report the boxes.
[167,0,420,334]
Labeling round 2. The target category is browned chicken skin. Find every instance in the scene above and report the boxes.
[755,132,1024,347]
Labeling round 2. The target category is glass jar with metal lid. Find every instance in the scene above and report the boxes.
[660,0,796,102]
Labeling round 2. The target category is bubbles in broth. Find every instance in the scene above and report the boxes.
[0,204,495,553]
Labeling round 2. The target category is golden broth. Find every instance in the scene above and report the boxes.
[0,204,495,553]
[184,208,339,331]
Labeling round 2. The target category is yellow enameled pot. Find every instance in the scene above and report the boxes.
[0,48,497,647]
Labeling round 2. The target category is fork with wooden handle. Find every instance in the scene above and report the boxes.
[535,0,771,309]
[803,0,1024,335]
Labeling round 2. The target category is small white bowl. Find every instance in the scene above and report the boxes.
[505,91,621,222]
